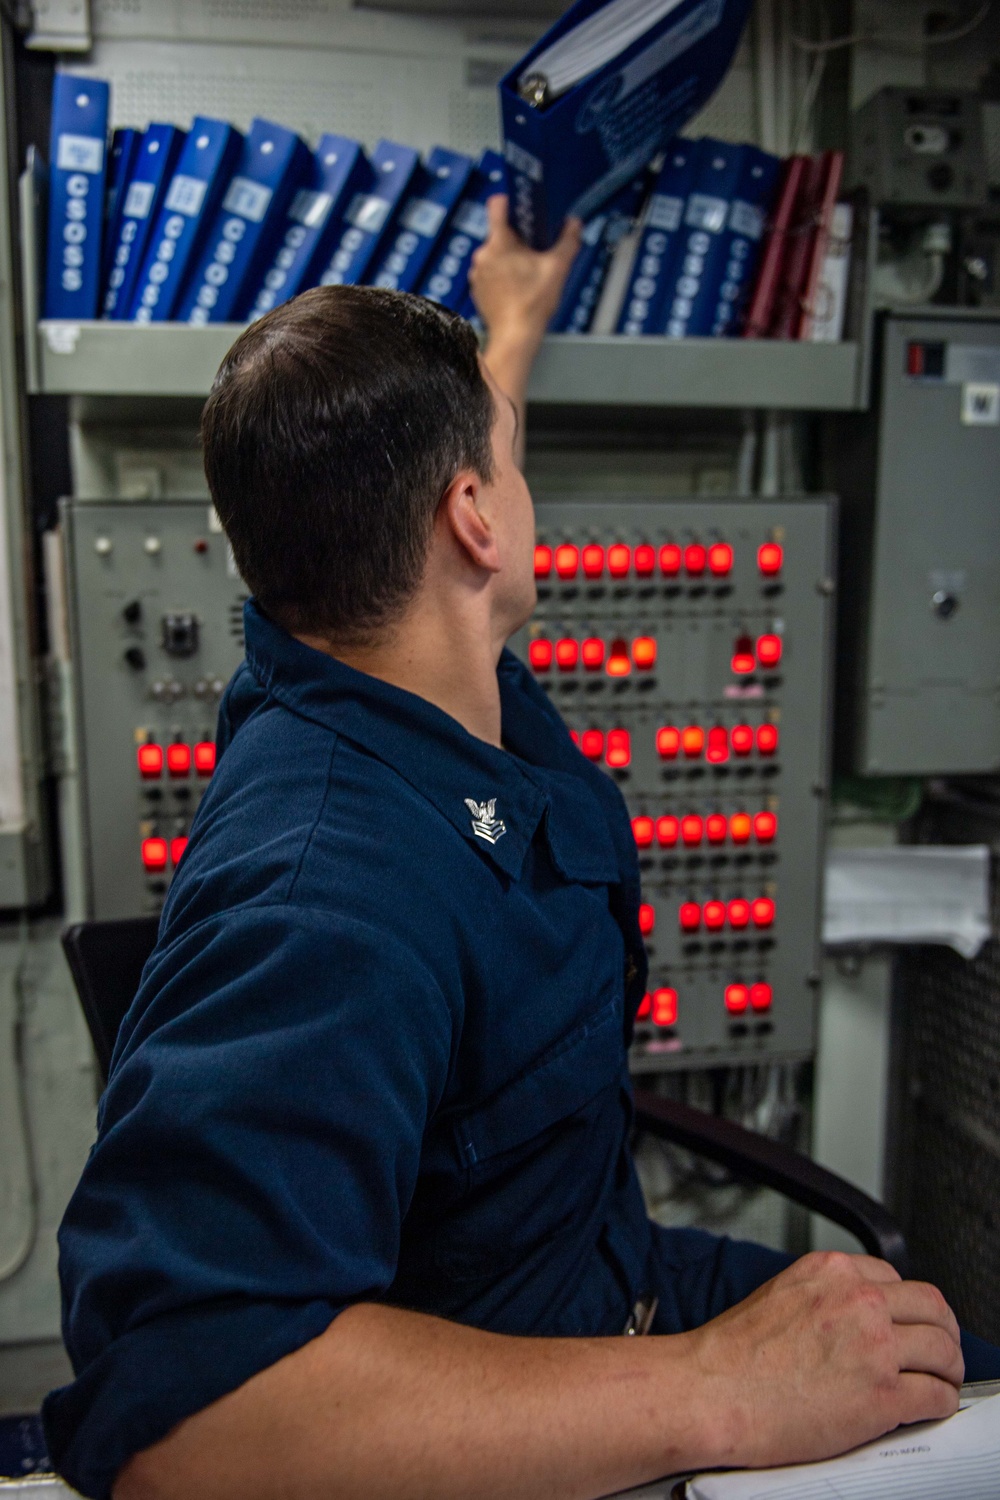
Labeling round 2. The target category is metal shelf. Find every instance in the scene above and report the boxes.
[31,320,866,409]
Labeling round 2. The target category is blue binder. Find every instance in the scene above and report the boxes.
[245,134,369,320]
[704,145,781,335]
[176,119,311,324]
[551,173,646,333]
[499,0,753,248]
[366,147,474,293]
[130,118,243,323]
[100,128,140,301]
[314,141,420,288]
[44,74,110,319]
[616,139,702,335]
[418,150,507,311]
[103,125,186,319]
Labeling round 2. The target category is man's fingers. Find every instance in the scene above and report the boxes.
[894,1323,965,1385]
[548,215,583,267]
[885,1281,962,1344]
[893,1372,962,1427]
[484,194,517,243]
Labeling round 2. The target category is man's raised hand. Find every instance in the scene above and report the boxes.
[469,194,581,346]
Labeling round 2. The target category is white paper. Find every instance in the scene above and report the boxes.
[823,845,992,959]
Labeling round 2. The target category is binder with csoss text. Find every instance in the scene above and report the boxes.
[104,124,186,319]
[315,141,420,288]
[551,173,647,333]
[44,74,110,319]
[366,147,474,293]
[418,150,507,311]
[616,139,701,334]
[100,129,140,302]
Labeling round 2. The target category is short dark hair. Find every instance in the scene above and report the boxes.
[201,285,496,641]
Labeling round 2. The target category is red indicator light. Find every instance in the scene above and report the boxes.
[684,543,707,576]
[704,899,726,931]
[681,726,704,758]
[708,542,733,576]
[656,726,681,759]
[555,638,579,671]
[170,836,189,866]
[730,813,752,845]
[679,901,701,932]
[529,639,553,671]
[731,724,754,756]
[555,544,579,579]
[581,637,605,671]
[533,544,552,578]
[141,836,168,873]
[907,342,924,377]
[725,983,749,1014]
[639,902,655,935]
[194,741,216,775]
[137,743,163,779]
[659,543,682,576]
[750,982,772,1011]
[582,543,605,578]
[632,636,657,670]
[569,730,580,747]
[606,639,632,677]
[632,816,655,848]
[167,742,191,777]
[706,813,728,844]
[706,726,729,763]
[758,542,783,575]
[581,729,604,761]
[754,811,777,843]
[634,544,655,577]
[752,897,776,929]
[681,815,703,847]
[757,723,779,756]
[728,898,751,929]
[652,987,678,1027]
[606,729,631,768]
[608,544,631,578]
[636,992,652,1021]
[732,635,755,674]
[656,815,680,847]
[756,633,782,668]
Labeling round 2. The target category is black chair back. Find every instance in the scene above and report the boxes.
[62,916,160,1081]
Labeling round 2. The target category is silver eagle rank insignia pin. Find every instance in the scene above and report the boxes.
[464,797,507,845]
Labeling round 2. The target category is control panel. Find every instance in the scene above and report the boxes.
[510,498,834,1071]
[62,498,247,919]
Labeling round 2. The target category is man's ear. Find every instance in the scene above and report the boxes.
[440,470,501,575]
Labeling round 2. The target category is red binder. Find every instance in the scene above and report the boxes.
[795,150,845,339]
[742,154,806,339]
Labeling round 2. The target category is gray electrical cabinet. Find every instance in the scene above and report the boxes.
[832,311,1000,775]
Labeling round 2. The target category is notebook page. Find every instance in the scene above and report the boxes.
[519,0,686,96]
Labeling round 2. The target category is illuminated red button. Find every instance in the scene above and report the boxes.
[632,636,657,670]
[606,639,631,677]
[706,726,729,763]
[632,815,655,848]
[141,836,168,872]
[685,543,707,576]
[533,544,552,578]
[581,637,605,671]
[638,902,655,935]
[194,741,216,775]
[681,726,704,758]
[706,813,728,844]
[756,633,782,669]
[581,729,604,761]
[555,544,579,579]
[529,638,553,671]
[636,992,652,1021]
[730,813,752,845]
[170,836,189,866]
[731,724,754,756]
[752,897,776,928]
[634,544,655,577]
[659,543,682,576]
[708,542,733,576]
[137,743,163,779]
[757,723,779,756]
[728,898,751,929]
[657,726,681,759]
[606,729,631,768]
[652,987,678,1027]
[681,814,703,846]
[679,901,701,932]
[732,635,755,674]
[582,543,605,578]
[656,815,680,848]
[608,544,631,578]
[167,742,191,777]
[704,900,726,931]
[555,637,579,671]
[725,983,749,1013]
[750,982,772,1011]
[754,811,777,843]
[758,542,783,575]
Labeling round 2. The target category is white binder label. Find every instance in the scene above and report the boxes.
[223,177,274,223]
[289,189,333,228]
[728,199,765,239]
[648,193,683,232]
[347,194,391,233]
[165,175,209,217]
[505,142,543,183]
[453,201,489,239]
[400,198,448,238]
[122,180,156,219]
[685,194,728,233]
[57,134,104,174]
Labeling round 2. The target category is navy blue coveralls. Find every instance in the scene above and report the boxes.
[44,602,1000,1498]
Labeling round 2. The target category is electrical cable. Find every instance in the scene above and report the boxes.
[791,0,991,53]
